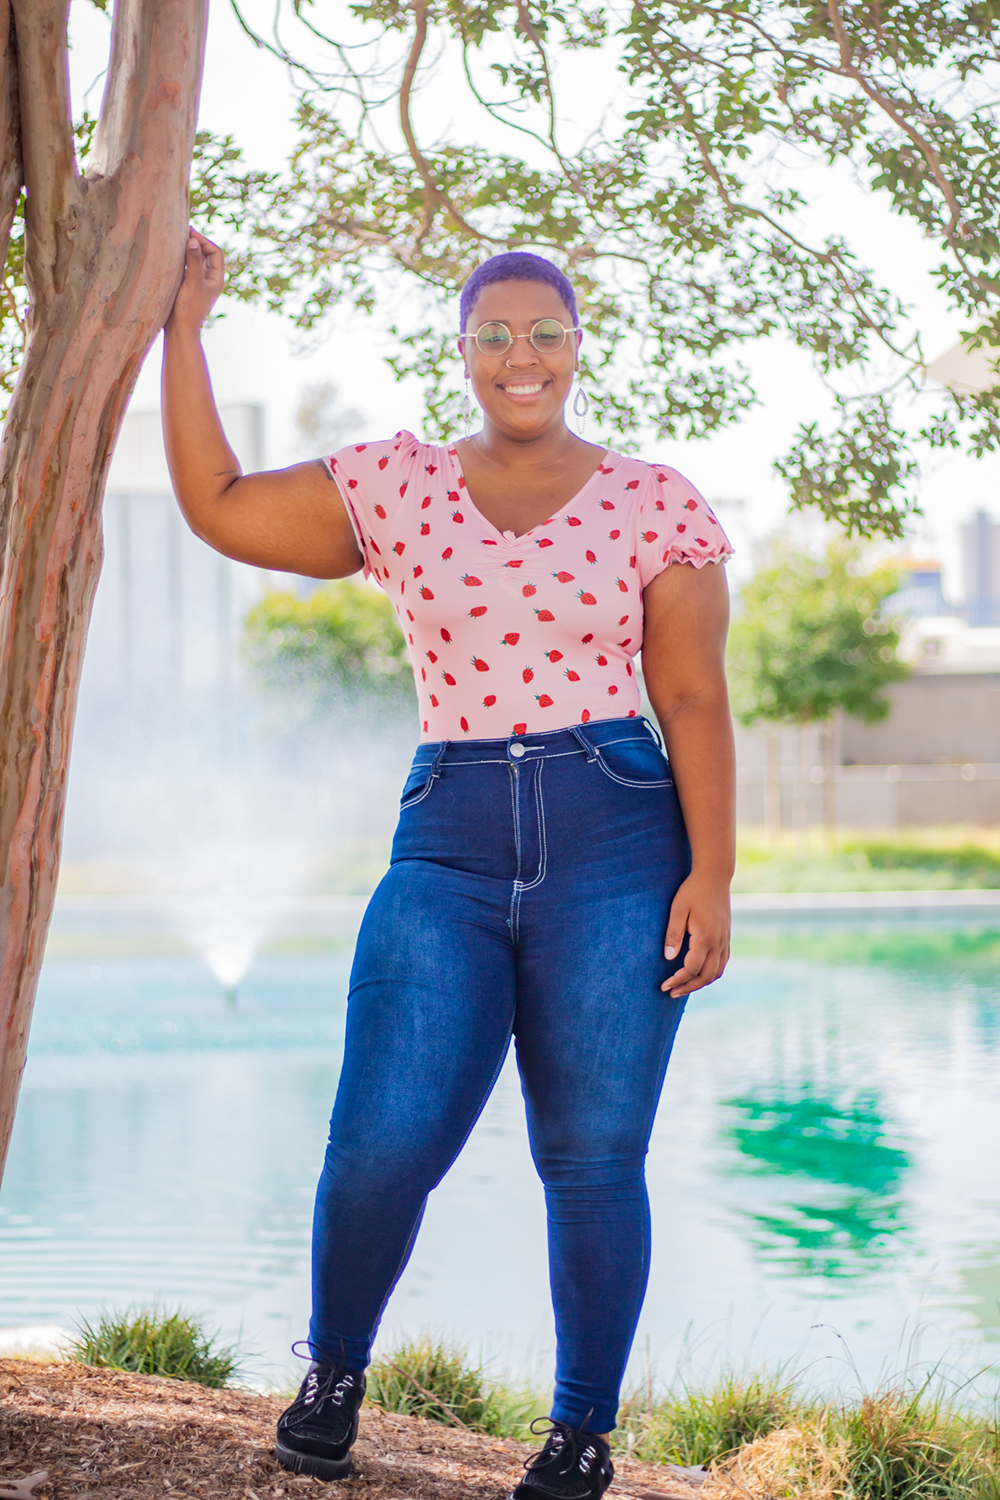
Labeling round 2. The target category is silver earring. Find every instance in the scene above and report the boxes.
[573,383,589,436]
[462,377,474,439]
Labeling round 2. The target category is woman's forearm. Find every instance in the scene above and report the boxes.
[161,321,243,539]
[653,689,736,881]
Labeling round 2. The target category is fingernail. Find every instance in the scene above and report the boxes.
[665,946,676,959]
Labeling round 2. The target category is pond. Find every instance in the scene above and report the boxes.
[3,919,1000,1397]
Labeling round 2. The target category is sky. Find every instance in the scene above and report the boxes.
[66,0,1000,597]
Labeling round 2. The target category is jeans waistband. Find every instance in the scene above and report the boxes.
[410,715,663,771]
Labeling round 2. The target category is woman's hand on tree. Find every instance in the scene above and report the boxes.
[167,229,225,332]
[661,870,731,999]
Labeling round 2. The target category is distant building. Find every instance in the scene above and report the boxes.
[961,509,1000,625]
[83,404,269,712]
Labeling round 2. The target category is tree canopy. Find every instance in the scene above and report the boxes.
[727,539,910,727]
[5,0,1000,539]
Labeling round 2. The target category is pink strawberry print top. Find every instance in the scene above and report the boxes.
[328,431,733,742]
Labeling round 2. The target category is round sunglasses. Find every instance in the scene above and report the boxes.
[459,318,581,356]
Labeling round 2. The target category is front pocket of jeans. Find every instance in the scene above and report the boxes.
[399,766,436,807]
[594,739,672,788]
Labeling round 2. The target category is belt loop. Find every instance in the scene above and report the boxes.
[641,716,663,750]
[569,724,599,763]
[430,740,450,778]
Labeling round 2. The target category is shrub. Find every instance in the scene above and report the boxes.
[243,579,413,697]
[70,1306,240,1388]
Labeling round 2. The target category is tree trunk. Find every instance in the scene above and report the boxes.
[0,0,21,265]
[0,0,207,1184]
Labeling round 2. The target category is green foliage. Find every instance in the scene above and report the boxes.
[728,541,910,728]
[366,1335,543,1437]
[195,0,1000,536]
[837,1389,993,1500]
[5,4,1000,533]
[617,1369,802,1465]
[70,1306,240,1388]
[733,825,1000,893]
[243,579,414,697]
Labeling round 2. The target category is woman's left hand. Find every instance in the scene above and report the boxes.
[660,871,731,999]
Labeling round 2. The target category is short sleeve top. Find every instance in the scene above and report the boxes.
[328,431,732,741]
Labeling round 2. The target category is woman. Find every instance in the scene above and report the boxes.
[163,240,735,1500]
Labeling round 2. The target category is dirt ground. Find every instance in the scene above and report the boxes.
[0,1362,705,1500]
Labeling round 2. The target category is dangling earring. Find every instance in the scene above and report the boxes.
[573,383,590,437]
[462,376,474,439]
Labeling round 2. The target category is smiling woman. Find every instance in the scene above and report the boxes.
[160,241,737,1500]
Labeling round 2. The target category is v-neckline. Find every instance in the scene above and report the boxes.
[450,445,616,542]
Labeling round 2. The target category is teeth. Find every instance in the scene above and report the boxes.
[506,384,543,394]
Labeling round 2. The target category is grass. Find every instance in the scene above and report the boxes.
[734,827,1000,893]
[367,1336,1000,1499]
[70,1306,242,1388]
[366,1334,544,1437]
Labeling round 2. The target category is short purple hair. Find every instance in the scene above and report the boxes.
[459,252,578,332]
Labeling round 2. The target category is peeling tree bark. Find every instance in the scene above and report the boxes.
[0,0,207,1181]
[0,0,21,267]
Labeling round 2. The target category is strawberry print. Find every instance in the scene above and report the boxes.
[330,430,731,739]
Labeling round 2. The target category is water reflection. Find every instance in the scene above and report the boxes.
[722,1091,912,1282]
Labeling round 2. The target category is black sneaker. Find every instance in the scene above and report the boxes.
[512,1420,614,1500]
[275,1362,366,1480]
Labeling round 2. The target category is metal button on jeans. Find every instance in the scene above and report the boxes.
[509,743,526,758]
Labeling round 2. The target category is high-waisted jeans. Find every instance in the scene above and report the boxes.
[308,715,692,1433]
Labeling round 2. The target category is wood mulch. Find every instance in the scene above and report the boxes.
[0,1362,705,1500]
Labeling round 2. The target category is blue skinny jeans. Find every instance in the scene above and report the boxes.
[308,715,691,1433]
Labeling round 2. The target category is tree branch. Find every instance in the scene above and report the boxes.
[0,0,22,270]
[398,0,491,246]
[825,0,968,251]
[8,0,77,311]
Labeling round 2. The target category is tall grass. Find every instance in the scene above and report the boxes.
[368,1335,1000,1499]
[70,1306,241,1388]
[367,1334,543,1438]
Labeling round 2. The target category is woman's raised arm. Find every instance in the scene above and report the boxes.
[161,232,364,578]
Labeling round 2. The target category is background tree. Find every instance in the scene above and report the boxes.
[728,540,910,839]
[244,579,414,701]
[0,0,206,1183]
[189,0,999,540]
